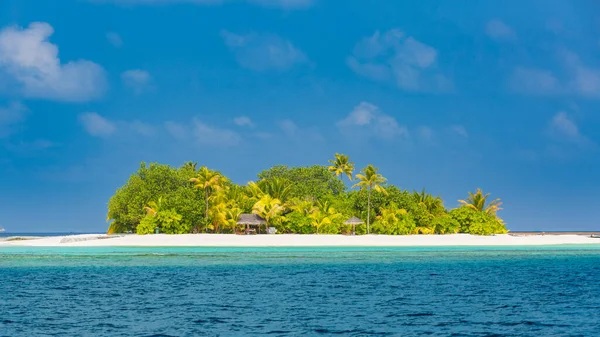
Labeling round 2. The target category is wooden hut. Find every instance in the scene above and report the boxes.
[344,216,364,235]
[237,214,267,234]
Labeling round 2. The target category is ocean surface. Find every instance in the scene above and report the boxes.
[1,246,600,336]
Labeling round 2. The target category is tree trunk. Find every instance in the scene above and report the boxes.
[205,189,209,233]
[367,187,371,234]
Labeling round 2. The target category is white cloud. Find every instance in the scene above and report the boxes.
[485,19,516,40]
[278,119,322,141]
[0,22,106,102]
[347,29,452,92]
[79,112,116,138]
[346,58,390,82]
[337,102,407,140]
[164,121,188,140]
[510,50,600,98]
[129,120,155,136]
[418,126,434,141]
[121,69,151,93]
[91,0,313,9]
[192,118,240,146]
[247,0,313,9]
[221,30,308,71]
[106,32,123,47]
[450,125,468,138]
[0,102,28,138]
[4,139,56,153]
[279,119,298,137]
[233,116,254,127]
[549,112,581,141]
[510,67,560,94]
[561,51,600,98]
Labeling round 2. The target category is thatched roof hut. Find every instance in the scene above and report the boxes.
[237,214,267,234]
[237,214,266,225]
[344,216,364,235]
[344,216,364,225]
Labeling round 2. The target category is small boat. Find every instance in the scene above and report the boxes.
[0,227,5,232]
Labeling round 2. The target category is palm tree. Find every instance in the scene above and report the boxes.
[328,153,354,182]
[252,195,285,227]
[261,178,292,202]
[290,199,317,216]
[352,164,387,234]
[190,166,225,231]
[143,197,165,217]
[459,188,502,216]
[309,200,342,234]
[414,189,445,216]
[309,211,332,234]
[182,161,198,171]
[373,203,413,235]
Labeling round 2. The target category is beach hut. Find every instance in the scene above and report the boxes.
[237,214,267,234]
[344,216,364,235]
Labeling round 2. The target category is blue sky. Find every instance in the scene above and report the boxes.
[1,0,599,232]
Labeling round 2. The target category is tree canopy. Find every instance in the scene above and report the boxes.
[106,155,508,236]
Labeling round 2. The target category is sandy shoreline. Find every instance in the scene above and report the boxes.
[1,233,599,247]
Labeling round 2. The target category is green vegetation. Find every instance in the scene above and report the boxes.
[106,154,508,235]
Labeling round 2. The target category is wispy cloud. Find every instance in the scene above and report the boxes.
[0,102,28,138]
[164,121,188,140]
[221,30,308,71]
[164,118,241,146]
[510,67,560,95]
[277,119,322,141]
[541,112,596,159]
[449,125,468,138]
[485,19,516,41]
[4,139,56,153]
[547,112,594,147]
[510,50,600,98]
[0,22,106,102]
[279,119,298,137]
[233,116,254,127]
[121,69,152,93]
[246,0,313,9]
[347,29,452,93]
[417,126,434,142]
[129,120,156,136]
[106,32,123,47]
[337,102,408,140]
[79,112,116,138]
[91,0,314,9]
[192,118,241,146]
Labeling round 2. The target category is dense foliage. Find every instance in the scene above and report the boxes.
[106,155,508,235]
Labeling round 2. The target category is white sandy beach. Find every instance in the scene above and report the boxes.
[0,233,599,247]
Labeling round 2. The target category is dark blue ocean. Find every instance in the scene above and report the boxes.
[1,246,600,336]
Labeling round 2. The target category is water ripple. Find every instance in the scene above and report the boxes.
[1,248,600,336]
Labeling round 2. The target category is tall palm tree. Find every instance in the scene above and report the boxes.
[459,188,502,216]
[328,153,354,182]
[352,164,387,234]
[190,167,225,230]
[414,189,445,216]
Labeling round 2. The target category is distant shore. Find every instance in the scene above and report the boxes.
[1,233,599,247]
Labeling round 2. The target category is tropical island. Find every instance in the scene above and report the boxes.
[106,153,508,236]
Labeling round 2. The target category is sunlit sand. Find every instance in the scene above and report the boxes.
[1,233,599,247]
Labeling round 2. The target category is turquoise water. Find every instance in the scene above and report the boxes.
[1,246,600,336]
